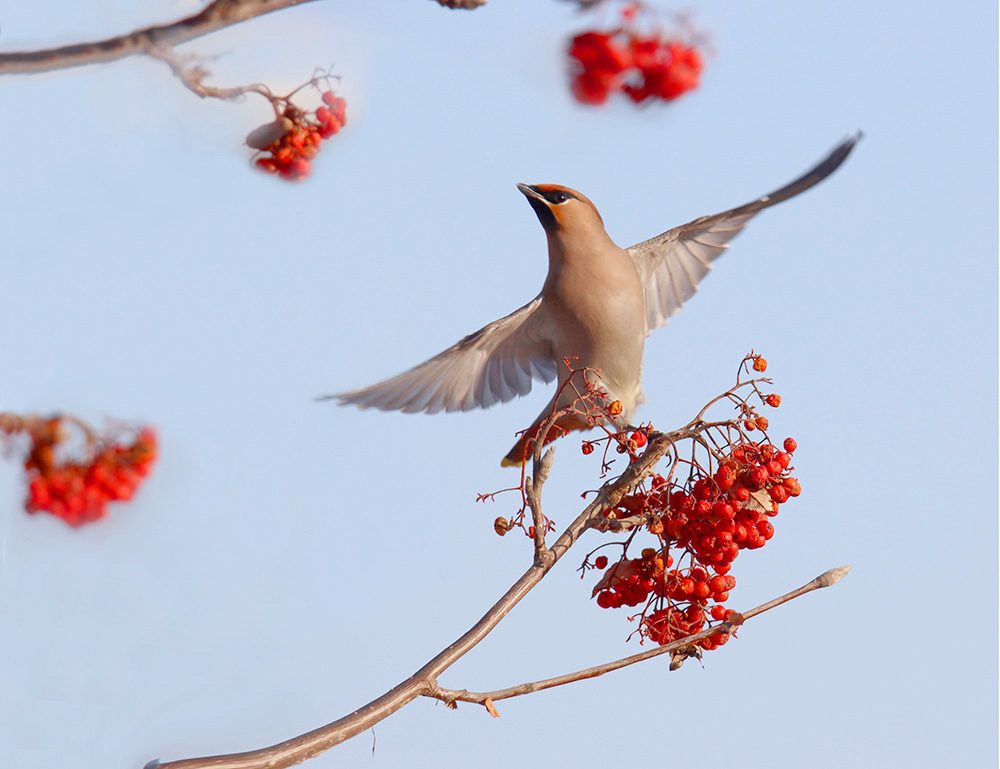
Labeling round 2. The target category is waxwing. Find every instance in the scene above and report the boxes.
[326,136,860,466]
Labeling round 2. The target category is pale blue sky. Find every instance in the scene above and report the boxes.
[1,1,997,768]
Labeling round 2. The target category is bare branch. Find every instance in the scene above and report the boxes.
[144,367,840,769]
[426,565,852,707]
[0,0,325,76]
[0,0,486,77]
[433,0,488,7]
[147,426,691,769]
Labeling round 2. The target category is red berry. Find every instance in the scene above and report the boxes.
[594,555,609,570]
[630,430,647,448]
[582,442,595,455]
[765,394,781,407]
[710,605,728,621]
[715,465,736,490]
[752,357,768,372]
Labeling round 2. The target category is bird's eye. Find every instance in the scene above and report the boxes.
[552,191,568,204]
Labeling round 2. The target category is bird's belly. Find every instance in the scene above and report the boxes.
[549,290,646,422]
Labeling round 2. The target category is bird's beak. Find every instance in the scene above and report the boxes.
[518,183,558,230]
[517,183,546,202]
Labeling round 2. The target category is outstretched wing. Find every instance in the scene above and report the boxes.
[324,296,557,414]
[629,135,860,333]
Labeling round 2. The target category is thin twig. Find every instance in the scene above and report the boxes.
[143,42,272,101]
[426,566,851,708]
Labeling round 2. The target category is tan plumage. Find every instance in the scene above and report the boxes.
[325,136,859,466]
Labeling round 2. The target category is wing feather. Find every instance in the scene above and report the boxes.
[325,296,555,413]
[629,135,859,333]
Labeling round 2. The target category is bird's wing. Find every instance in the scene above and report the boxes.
[628,135,859,333]
[325,296,557,413]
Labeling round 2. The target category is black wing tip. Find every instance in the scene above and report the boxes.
[755,131,862,209]
[821,131,864,174]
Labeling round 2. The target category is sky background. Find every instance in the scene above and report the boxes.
[1,1,997,767]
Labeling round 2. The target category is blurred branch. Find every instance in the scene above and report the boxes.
[143,42,272,101]
[0,0,318,76]
[0,0,484,78]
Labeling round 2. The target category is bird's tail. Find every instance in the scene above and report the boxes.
[501,411,592,467]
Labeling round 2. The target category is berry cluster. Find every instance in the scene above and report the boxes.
[581,351,800,653]
[592,432,799,650]
[249,90,347,182]
[568,5,703,106]
[1,414,158,527]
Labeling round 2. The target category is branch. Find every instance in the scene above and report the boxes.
[146,427,687,769]
[0,0,323,76]
[426,565,852,708]
[144,361,833,769]
[143,42,272,101]
[0,0,485,77]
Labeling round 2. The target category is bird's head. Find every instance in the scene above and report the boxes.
[517,183,605,234]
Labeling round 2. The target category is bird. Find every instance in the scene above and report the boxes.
[325,136,859,467]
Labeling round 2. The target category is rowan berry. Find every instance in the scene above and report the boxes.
[749,467,768,487]
[769,485,788,504]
